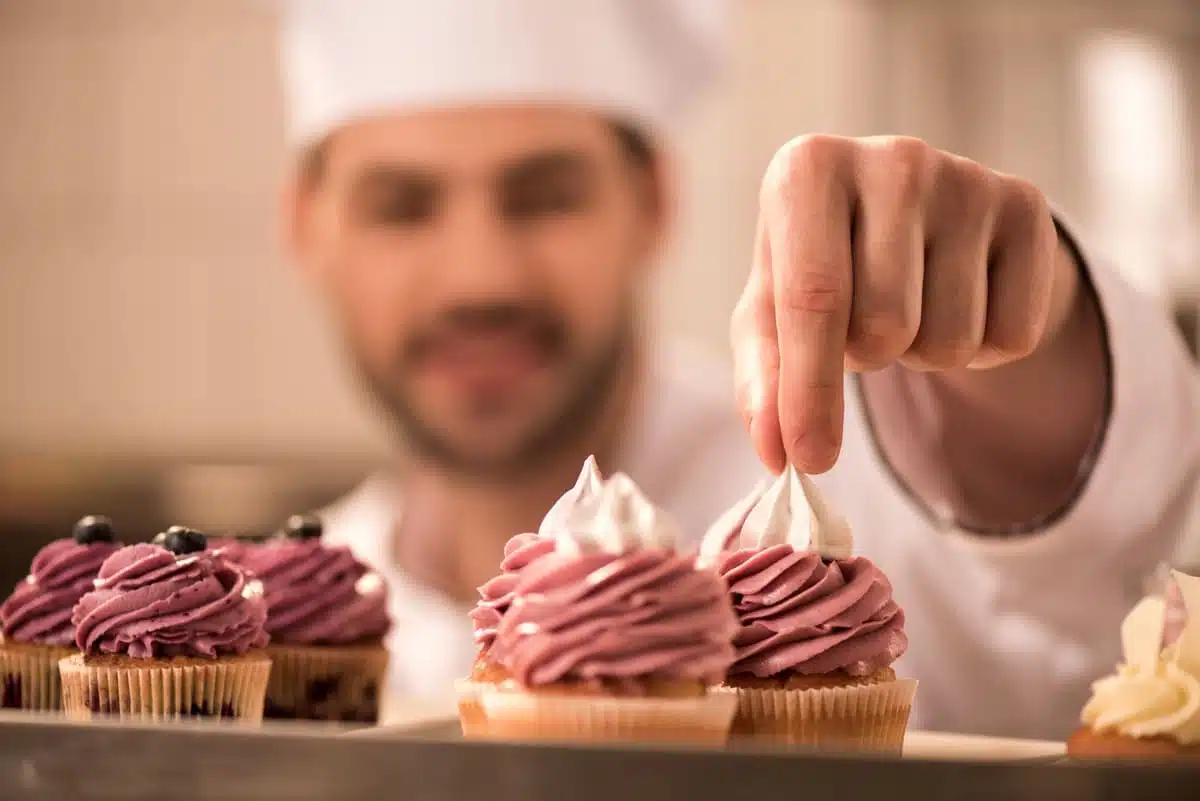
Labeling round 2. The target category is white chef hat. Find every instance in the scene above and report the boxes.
[278,0,728,148]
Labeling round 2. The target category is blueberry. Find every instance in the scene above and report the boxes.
[72,515,116,545]
[280,514,323,541]
[155,526,207,555]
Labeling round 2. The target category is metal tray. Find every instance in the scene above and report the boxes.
[0,713,1197,801]
[360,719,1069,763]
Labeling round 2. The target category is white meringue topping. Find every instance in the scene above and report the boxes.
[537,455,606,538]
[697,466,852,566]
[554,472,679,556]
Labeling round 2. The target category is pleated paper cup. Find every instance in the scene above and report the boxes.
[58,652,271,723]
[719,678,917,753]
[262,643,388,724]
[0,641,76,712]
[478,686,737,745]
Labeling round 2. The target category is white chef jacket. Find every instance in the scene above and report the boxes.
[322,241,1200,740]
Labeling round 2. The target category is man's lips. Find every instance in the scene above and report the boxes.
[416,332,552,389]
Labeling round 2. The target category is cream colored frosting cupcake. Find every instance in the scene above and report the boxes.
[1069,570,1200,759]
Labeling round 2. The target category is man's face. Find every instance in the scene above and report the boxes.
[290,107,663,477]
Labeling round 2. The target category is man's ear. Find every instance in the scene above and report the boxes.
[281,139,335,282]
[280,166,319,281]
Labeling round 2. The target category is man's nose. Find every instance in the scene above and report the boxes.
[434,191,531,301]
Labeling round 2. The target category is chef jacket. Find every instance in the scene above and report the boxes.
[322,228,1200,740]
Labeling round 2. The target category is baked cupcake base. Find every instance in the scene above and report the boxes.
[457,656,511,736]
[718,668,916,753]
[58,652,271,723]
[0,641,75,712]
[1067,727,1200,760]
[261,643,388,724]
[477,679,736,745]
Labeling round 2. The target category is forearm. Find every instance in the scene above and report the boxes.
[860,238,1109,531]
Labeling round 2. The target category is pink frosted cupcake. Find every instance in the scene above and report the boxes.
[698,468,915,752]
[456,458,600,734]
[60,527,271,722]
[225,514,391,723]
[0,516,122,711]
[479,471,739,745]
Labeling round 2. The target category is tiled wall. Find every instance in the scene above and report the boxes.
[0,0,387,457]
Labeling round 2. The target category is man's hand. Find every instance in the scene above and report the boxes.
[733,135,1073,475]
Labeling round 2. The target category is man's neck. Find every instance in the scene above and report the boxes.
[392,345,642,603]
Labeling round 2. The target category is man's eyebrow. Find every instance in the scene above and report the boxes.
[498,150,594,184]
[348,165,441,196]
[343,151,592,196]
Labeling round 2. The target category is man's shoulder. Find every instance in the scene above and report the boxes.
[318,472,397,563]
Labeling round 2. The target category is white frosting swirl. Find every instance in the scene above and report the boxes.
[553,472,678,556]
[537,455,605,538]
[1081,571,1200,744]
[697,466,852,567]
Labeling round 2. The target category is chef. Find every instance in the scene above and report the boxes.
[278,0,1199,739]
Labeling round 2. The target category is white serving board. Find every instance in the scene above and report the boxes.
[902,730,1064,762]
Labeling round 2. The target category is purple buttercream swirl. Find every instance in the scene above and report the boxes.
[469,532,556,651]
[72,543,269,658]
[490,549,738,690]
[207,537,251,563]
[1,539,121,647]
[717,545,907,677]
[229,539,390,645]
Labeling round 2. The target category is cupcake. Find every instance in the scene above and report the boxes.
[478,471,739,745]
[59,527,271,722]
[458,458,599,733]
[697,467,916,752]
[226,514,391,723]
[0,516,122,711]
[1068,570,1200,759]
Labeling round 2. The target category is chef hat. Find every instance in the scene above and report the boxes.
[278,0,728,147]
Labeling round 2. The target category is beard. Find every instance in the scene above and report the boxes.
[351,300,634,481]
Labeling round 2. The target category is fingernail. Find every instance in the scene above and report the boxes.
[789,430,839,475]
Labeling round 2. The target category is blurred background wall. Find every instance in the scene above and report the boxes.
[0,0,1197,569]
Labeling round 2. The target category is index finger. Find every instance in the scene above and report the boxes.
[764,139,854,474]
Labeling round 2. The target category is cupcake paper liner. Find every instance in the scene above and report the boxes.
[58,652,272,723]
[0,642,76,712]
[478,686,737,745]
[718,677,917,753]
[262,644,389,724]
